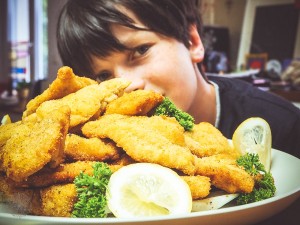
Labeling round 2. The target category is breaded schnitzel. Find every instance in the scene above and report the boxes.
[23,66,97,118]
[12,161,96,188]
[11,158,133,188]
[181,175,211,199]
[0,174,42,215]
[82,114,197,175]
[40,183,77,217]
[64,134,121,162]
[186,122,239,158]
[0,122,21,172]
[36,78,130,128]
[1,106,70,182]
[87,114,186,146]
[0,122,21,149]
[105,90,164,116]
[195,154,254,193]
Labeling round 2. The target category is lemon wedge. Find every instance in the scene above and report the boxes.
[1,114,12,125]
[232,117,272,172]
[106,163,192,218]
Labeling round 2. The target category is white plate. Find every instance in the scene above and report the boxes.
[0,149,299,225]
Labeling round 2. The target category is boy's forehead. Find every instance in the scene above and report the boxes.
[111,24,149,47]
[110,7,150,46]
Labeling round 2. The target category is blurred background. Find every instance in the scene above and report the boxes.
[0,0,300,121]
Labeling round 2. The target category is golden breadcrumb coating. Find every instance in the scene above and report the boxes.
[64,133,121,161]
[23,66,97,118]
[40,183,77,217]
[105,89,164,116]
[0,174,42,215]
[186,122,239,158]
[1,106,70,182]
[82,114,197,176]
[181,175,211,199]
[195,154,255,193]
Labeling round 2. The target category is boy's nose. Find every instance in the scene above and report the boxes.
[114,67,145,92]
[124,78,145,92]
[114,66,129,79]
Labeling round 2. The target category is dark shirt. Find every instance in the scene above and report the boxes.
[208,76,300,158]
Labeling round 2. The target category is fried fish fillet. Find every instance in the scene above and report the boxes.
[1,106,70,182]
[109,153,136,169]
[0,121,21,148]
[64,134,121,162]
[23,66,97,118]
[0,122,22,172]
[89,114,186,146]
[181,175,211,199]
[105,89,164,116]
[82,115,197,175]
[40,183,77,217]
[195,154,255,193]
[13,161,96,188]
[36,78,130,128]
[186,122,239,158]
[0,174,42,215]
[12,159,130,188]
[126,115,186,146]
[0,174,76,217]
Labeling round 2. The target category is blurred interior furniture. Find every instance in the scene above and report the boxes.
[0,79,43,121]
[203,26,231,73]
[208,69,300,104]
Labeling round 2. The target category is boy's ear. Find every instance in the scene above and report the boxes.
[189,24,205,63]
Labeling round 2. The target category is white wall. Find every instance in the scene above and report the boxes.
[43,0,66,90]
[201,0,247,71]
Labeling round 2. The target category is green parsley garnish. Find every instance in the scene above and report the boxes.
[72,162,112,218]
[236,153,276,205]
[153,97,195,131]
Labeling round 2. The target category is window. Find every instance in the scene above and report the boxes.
[2,0,48,89]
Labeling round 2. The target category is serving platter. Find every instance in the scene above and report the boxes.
[0,149,299,225]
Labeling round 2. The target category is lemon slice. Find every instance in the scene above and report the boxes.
[106,163,192,218]
[232,117,272,172]
[1,114,12,125]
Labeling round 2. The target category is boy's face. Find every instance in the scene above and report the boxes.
[90,9,200,112]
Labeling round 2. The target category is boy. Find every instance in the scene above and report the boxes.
[57,0,300,157]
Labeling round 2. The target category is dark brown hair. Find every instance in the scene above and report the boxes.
[57,0,203,77]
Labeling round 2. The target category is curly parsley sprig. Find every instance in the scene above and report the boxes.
[236,153,276,205]
[153,97,195,131]
[72,162,112,218]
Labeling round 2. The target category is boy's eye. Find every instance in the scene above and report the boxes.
[131,44,150,59]
[95,71,112,82]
